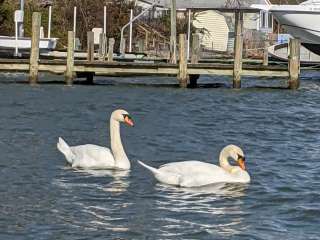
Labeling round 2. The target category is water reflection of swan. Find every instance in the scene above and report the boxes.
[76,169,130,194]
[154,183,249,238]
[52,168,131,234]
[157,182,249,196]
[55,167,130,194]
[76,169,130,178]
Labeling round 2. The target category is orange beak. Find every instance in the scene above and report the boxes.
[124,115,134,127]
[237,158,246,170]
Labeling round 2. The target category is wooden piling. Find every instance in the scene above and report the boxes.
[191,33,200,64]
[288,38,300,90]
[98,33,107,61]
[87,31,94,62]
[120,38,126,56]
[138,39,144,53]
[65,31,75,85]
[233,11,243,89]
[263,41,269,66]
[85,72,94,84]
[189,74,200,88]
[107,38,115,62]
[178,34,188,88]
[170,0,177,64]
[29,12,41,85]
[145,31,149,51]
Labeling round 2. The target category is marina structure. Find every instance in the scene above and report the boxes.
[0,9,300,89]
[0,0,308,89]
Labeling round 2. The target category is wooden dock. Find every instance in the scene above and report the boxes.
[0,11,301,89]
[0,59,289,77]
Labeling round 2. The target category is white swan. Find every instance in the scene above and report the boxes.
[57,109,134,170]
[138,145,250,187]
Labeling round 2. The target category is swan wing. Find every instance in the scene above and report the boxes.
[69,144,115,169]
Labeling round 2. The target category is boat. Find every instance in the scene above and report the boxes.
[269,42,320,64]
[0,36,58,50]
[0,0,58,55]
[251,0,320,55]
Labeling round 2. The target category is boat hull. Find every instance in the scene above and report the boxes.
[0,36,58,50]
[251,4,320,54]
[271,11,320,45]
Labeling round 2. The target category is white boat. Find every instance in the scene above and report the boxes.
[0,36,58,50]
[0,1,58,54]
[269,42,320,63]
[251,0,320,55]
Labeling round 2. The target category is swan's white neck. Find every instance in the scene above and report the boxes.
[110,117,130,170]
[219,147,236,172]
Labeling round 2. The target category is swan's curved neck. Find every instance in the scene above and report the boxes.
[110,118,130,169]
[219,147,234,172]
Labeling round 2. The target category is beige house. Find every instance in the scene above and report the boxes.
[138,0,273,52]
[192,7,273,52]
[193,11,229,52]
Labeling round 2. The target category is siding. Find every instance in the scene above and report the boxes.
[193,11,229,52]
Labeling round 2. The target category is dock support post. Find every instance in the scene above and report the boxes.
[121,38,126,56]
[170,0,177,64]
[65,31,75,85]
[85,72,94,84]
[98,33,107,61]
[107,38,115,62]
[138,39,144,53]
[87,31,94,62]
[29,12,41,85]
[189,34,200,87]
[263,41,269,66]
[191,33,200,64]
[178,34,188,88]
[233,11,243,89]
[288,38,300,90]
[145,32,149,52]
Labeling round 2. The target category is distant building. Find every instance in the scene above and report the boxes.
[193,11,229,52]
[138,0,274,52]
[191,1,273,52]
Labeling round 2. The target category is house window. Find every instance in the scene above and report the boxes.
[261,11,267,29]
[268,13,273,29]
[260,10,272,30]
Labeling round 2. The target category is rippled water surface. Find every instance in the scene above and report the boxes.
[0,73,320,239]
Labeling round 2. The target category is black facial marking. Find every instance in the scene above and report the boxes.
[237,154,245,161]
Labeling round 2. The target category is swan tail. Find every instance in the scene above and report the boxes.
[137,160,160,175]
[57,137,74,164]
[138,160,182,186]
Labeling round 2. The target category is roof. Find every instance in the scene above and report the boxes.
[138,0,271,10]
[269,0,305,3]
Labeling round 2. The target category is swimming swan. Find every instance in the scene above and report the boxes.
[138,145,250,187]
[57,109,134,170]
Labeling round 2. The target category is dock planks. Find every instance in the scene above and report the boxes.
[0,58,289,78]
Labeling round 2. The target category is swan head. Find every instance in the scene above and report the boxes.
[223,145,246,171]
[111,109,134,127]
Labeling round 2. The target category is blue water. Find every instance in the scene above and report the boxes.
[0,73,319,239]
